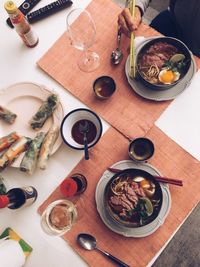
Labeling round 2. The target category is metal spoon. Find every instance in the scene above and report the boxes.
[77,233,130,267]
[111,28,123,65]
[78,121,89,160]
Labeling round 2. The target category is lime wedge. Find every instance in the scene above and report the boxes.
[170,54,185,63]
[142,197,153,216]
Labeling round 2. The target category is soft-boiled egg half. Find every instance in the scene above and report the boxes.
[158,69,180,84]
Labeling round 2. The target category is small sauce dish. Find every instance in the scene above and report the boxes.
[93,76,116,100]
[128,137,154,162]
[60,108,102,150]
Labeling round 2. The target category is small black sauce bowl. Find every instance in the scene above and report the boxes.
[93,76,116,100]
[128,137,155,162]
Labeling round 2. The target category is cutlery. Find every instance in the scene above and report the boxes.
[77,233,130,267]
[129,0,136,78]
[111,27,123,65]
[78,121,89,160]
[107,167,183,186]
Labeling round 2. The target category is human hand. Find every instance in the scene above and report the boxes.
[118,7,142,37]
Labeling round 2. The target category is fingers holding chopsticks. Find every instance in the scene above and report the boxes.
[118,7,142,37]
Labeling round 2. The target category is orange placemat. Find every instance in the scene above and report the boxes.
[38,127,200,267]
[37,0,173,138]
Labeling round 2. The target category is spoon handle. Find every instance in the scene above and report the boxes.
[97,248,130,267]
[117,28,122,49]
[83,134,89,160]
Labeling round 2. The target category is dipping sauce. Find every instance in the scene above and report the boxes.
[93,76,116,99]
[71,119,97,145]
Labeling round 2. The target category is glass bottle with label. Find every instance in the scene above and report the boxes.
[0,186,38,209]
[4,1,39,48]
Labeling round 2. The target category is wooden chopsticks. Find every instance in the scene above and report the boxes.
[129,0,136,78]
[107,167,183,186]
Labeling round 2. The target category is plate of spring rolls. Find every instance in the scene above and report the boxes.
[0,82,64,173]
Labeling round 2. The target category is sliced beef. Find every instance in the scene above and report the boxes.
[147,42,178,55]
[139,42,178,69]
[110,194,134,211]
[134,187,146,197]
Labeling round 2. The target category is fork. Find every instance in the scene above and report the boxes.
[78,121,89,160]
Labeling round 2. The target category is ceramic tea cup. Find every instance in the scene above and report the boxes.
[93,76,116,100]
[128,137,154,162]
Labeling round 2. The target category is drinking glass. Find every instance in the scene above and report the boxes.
[66,8,100,72]
[41,199,78,236]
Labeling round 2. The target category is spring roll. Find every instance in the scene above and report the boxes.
[38,125,59,170]
[30,94,59,130]
[0,136,31,171]
[20,132,46,175]
[0,132,20,152]
[0,106,17,124]
[0,174,7,194]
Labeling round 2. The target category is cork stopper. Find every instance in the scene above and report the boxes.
[4,1,17,14]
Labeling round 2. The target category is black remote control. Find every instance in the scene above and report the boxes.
[27,0,73,23]
[6,0,42,28]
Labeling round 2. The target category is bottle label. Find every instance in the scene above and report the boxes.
[23,29,38,47]
[22,186,38,207]
[11,13,23,24]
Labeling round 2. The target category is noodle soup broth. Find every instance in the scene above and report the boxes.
[136,37,191,90]
[105,169,163,228]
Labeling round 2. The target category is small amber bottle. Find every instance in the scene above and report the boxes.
[60,173,87,198]
[4,1,39,47]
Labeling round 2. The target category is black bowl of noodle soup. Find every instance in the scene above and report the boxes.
[135,37,191,90]
[104,169,163,228]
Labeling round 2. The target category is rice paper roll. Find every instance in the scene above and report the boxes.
[20,132,46,175]
[30,94,59,130]
[0,153,8,172]
[0,106,17,124]
[0,174,7,194]
[0,132,20,152]
[38,125,59,170]
[0,136,31,171]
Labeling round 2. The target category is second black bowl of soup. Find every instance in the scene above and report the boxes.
[104,168,163,228]
[135,37,191,90]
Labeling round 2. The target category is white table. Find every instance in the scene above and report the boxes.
[0,0,198,266]
[0,1,103,266]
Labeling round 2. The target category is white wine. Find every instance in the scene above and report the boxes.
[41,199,77,235]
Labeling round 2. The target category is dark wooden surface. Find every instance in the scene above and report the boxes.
[153,202,200,267]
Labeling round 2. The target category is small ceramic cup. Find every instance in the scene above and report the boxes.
[128,137,154,162]
[93,76,116,100]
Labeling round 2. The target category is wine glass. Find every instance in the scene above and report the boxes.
[41,199,78,236]
[66,8,100,72]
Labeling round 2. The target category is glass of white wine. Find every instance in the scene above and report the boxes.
[40,199,78,236]
[66,8,100,72]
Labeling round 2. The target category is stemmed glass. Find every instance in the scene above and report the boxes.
[66,8,100,72]
[40,199,78,235]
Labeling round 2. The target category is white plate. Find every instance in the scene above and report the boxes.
[95,160,171,238]
[125,38,196,101]
[0,82,64,168]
